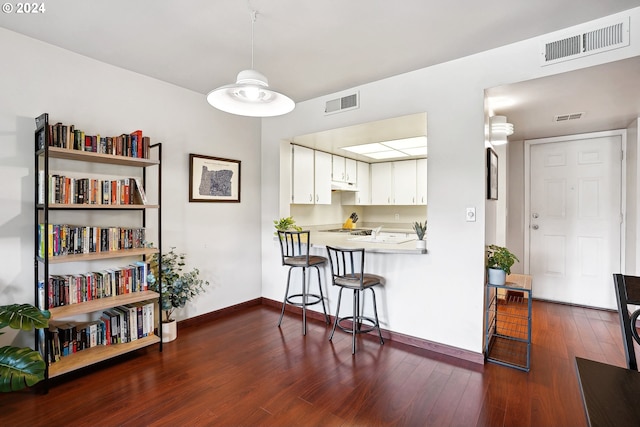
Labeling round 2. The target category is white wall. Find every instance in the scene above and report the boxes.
[0,28,262,322]
[261,8,640,354]
[627,118,640,273]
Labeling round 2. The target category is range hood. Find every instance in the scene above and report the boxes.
[331,181,359,192]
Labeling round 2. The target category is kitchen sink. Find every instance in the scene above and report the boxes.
[321,228,372,235]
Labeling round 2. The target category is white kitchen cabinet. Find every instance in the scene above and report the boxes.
[332,155,346,182]
[291,145,314,204]
[371,162,393,205]
[417,158,427,205]
[342,161,370,205]
[314,150,332,204]
[332,155,357,184]
[393,160,417,205]
[291,146,331,205]
[345,158,357,184]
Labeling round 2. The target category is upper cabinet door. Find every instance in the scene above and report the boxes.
[370,162,393,205]
[393,160,417,205]
[345,158,357,184]
[291,145,314,204]
[417,158,427,205]
[332,154,346,182]
[314,151,332,204]
[355,161,370,205]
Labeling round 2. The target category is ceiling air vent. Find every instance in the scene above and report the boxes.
[325,92,359,115]
[554,112,584,122]
[540,16,629,66]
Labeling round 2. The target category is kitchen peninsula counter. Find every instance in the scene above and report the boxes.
[304,225,427,254]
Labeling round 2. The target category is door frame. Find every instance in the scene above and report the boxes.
[523,129,627,276]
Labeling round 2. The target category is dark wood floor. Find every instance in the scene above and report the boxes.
[0,300,627,427]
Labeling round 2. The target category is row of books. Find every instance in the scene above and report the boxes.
[38,173,147,206]
[47,302,155,363]
[37,121,151,159]
[38,224,146,258]
[43,261,149,308]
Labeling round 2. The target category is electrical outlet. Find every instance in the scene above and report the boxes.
[466,207,476,222]
[394,213,400,220]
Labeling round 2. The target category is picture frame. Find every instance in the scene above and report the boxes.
[487,147,498,200]
[189,154,241,203]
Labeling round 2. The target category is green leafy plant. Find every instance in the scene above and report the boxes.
[413,220,427,240]
[486,245,519,275]
[0,304,50,392]
[148,248,209,322]
[273,216,302,236]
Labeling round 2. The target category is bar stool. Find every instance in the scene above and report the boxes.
[277,230,330,335]
[326,246,385,354]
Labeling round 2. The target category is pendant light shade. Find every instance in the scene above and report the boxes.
[206,10,295,117]
[206,69,295,117]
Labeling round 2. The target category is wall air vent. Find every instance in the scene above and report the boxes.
[325,92,359,115]
[554,112,584,122]
[540,16,629,66]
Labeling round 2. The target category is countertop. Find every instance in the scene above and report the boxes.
[303,225,427,255]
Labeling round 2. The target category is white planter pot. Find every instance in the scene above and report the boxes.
[416,240,426,250]
[488,268,507,286]
[162,319,177,343]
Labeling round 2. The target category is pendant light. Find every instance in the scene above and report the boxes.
[206,10,295,117]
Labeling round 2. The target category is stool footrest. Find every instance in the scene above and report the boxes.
[336,315,378,335]
[285,293,324,307]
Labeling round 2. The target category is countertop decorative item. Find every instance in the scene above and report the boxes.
[274,216,302,235]
[413,220,427,249]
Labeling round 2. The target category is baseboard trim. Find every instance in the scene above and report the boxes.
[261,297,484,365]
[177,298,263,330]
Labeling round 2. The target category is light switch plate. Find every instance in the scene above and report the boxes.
[466,207,476,222]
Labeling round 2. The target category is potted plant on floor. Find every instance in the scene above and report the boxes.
[0,303,50,392]
[486,244,519,286]
[148,248,209,343]
[413,220,427,250]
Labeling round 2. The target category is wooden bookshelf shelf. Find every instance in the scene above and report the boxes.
[48,335,161,378]
[43,247,159,264]
[49,291,159,319]
[38,204,159,210]
[44,146,160,167]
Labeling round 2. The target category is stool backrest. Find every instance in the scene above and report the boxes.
[277,230,311,265]
[326,246,365,285]
[613,273,640,370]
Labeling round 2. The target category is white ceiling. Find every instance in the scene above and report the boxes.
[1,1,640,142]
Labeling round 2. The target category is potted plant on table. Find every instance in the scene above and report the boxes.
[0,303,50,392]
[486,244,519,286]
[273,216,302,235]
[148,248,209,343]
[413,220,427,250]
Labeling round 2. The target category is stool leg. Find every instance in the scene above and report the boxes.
[314,265,330,324]
[302,267,307,336]
[370,287,384,345]
[352,289,359,354]
[277,267,294,327]
[329,287,343,341]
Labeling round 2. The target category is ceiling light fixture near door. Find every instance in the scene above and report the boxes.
[490,115,514,146]
[206,10,295,117]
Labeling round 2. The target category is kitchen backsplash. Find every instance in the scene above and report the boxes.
[291,193,427,228]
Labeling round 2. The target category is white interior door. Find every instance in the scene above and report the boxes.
[528,135,622,309]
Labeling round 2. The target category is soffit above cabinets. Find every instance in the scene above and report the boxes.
[291,112,427,163]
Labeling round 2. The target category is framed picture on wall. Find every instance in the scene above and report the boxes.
[487,148,498,200]
[189,154,241,203]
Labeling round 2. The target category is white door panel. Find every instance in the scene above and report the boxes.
[529,135,621,309]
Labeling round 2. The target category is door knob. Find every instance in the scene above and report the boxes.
[532,224,539,230]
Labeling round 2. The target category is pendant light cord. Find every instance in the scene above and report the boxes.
[250,10,257,69]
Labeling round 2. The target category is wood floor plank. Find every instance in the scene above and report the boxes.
[0,301,629,427]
